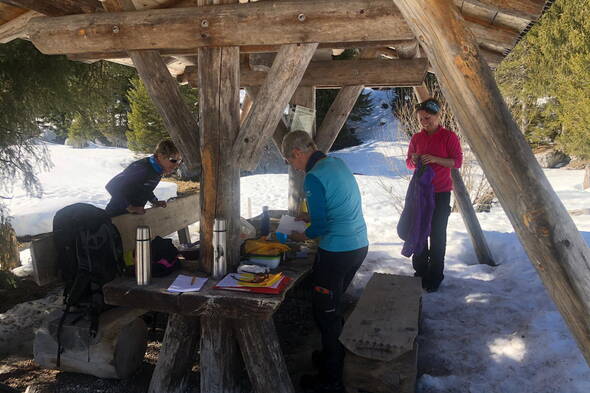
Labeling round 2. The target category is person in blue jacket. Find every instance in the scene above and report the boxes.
[283,130,368,393]
[105,139,182,217]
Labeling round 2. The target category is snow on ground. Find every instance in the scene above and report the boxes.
[4,143,177,237]
[3,88,590,391]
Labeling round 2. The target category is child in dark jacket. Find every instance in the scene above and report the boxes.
[105,139,182,217]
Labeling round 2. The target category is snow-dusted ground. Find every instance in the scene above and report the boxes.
[3,88,590,392]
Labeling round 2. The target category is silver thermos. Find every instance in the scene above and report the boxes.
[212,218,227,279]
[136,225,151,285]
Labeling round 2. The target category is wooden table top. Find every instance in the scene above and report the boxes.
[103,255,314,320]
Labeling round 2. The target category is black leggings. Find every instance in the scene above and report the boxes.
[412,191,451,286]
[311,246,368,385]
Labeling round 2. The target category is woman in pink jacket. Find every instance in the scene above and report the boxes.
[406,98,463,292]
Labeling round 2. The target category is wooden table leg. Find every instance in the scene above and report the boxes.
[234,318,295,393]
[148,313,199,393]
[200,316,242,393]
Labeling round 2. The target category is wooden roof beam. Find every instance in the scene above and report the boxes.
[0,0,102,16]
[456,0,546,23]
[26,0,414,55]
[179,58,428,88]
[0,9,38,43]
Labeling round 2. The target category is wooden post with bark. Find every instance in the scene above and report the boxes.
[451,168,495,266]
[315,85,364,154]
[392,0,590,364]
[198,44,241,274]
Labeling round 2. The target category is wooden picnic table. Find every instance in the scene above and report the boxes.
[103,253,314,393]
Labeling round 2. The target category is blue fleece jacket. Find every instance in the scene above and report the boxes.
[304,155,368,252]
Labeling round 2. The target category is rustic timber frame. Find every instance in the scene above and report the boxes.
[2,0,590,389]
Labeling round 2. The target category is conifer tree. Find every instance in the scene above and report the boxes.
[126,77,198,153]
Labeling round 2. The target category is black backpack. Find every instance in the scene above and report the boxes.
[52,203,125,365]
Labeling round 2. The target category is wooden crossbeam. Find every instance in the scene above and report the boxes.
[315,85,364,154]
[0,0,101,16]
[233,43,318,171]
[456,0,546,22]
[181,59,428,88]
[0,9,38,43]
[26,0,413,55]
[392,0,590,366]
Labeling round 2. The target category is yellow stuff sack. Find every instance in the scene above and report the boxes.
[243,237,290,256]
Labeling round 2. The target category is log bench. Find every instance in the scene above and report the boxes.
[103,254,314,393]
[30,194,200,379]
[340,273,422,393]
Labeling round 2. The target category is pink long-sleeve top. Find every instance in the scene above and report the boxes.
[406,126,463,193]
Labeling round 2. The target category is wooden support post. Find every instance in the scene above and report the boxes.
[198,44,241,274]
[413,83,430,102]
[451,169,495,266]
[315,85,364,154]
[148,313,199,393]
[288,87,316,216]
[129,52,201,174]
[392,0,590,364]
[584,166,590,190]
[200,317,241,393]
[233,43,318,171]
[245,87,290,154]
[102,0,201,174]
[234,318,295,393]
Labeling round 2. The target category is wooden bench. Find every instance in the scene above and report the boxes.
[340,273,422,393]
[31,193,200,379]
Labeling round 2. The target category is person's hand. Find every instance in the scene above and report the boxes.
[127,205,146,215]
[295,213,310,223]
[289,231,307,242]
[152,200,167,208]
[421,154,439,165]
[411,153,420,165]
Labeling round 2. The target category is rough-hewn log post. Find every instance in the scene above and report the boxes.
[233,43,318,171]
[200,317,241,393]
[198,46,241,274]
[288,87,316,216]
[148,314,199,393]
[392,0,590,363]
[102,0,201,174]
[233,318,295,393]
[315,85,364,154]
[584,165,590,190]
[451,168,495,266]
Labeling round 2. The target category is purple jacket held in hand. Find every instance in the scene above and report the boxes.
[397,162,435,257]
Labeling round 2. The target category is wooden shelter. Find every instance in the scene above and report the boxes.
[3,0,590,390]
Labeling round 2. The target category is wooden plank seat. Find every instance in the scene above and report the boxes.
[340,273,422,393]
[30,193,200,379]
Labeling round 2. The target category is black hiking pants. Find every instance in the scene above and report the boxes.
[412,191,451,289]
[311,245,368,385]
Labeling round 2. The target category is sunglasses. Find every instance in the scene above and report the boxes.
[168,157,182,164]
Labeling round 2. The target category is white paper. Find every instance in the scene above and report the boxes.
[167,274,208,293]
[276,214,308,235]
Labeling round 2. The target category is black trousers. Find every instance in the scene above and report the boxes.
[311,246,368,385]
[412,191,451,287]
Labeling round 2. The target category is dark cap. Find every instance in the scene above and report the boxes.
[415,98,441,115]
